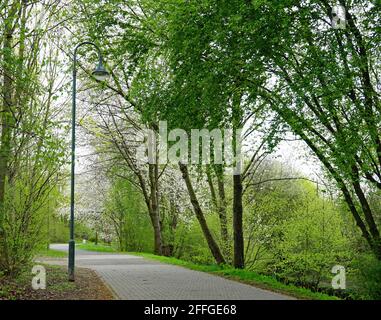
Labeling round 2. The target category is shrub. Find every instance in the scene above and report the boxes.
[350,254,381,300]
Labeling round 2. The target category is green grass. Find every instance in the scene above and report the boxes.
[36,248,67,258]
[74,244,338,300]
[77,242,117,252]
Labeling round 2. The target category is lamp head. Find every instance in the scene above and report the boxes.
[92,62,109,81]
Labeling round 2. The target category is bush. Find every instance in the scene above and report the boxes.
[257,182,351,290]
[175,218,215,265]
[350,254,381,300]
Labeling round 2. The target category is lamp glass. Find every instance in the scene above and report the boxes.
[92,64,109,81]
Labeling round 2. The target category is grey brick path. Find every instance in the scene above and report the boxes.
[48,244,293,300]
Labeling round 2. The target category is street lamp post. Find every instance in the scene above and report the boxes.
[69,41,109,282]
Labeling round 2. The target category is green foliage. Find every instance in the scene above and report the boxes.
[1,0,378,301]
[162,0,381,260]
[104,178,153,252]
[350,254,381,300]
[77,243,117,253]
[0,1,67,276]
[48,218,69,243]
[244,174,304,270]
[244,177,352,291]
[174,216,216,264]
[75,223,94,242]
[2,182,63,275]
[36,248,68,258]
[272,185,350,288]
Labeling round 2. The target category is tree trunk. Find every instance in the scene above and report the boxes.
[231,90,244,269]
[216,168,230,253]
[149,163,163,255]
[207,165,230,258]
[233,174,244,268]
[0,7,17,267]
[179,163,225,264]
[151,212,162,255]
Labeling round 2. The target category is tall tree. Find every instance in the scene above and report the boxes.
[179,163,225,264]
[163,0,381,260]
[0,0,66,273]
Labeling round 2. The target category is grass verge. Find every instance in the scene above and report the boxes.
[36,248,68,258]
[77,243,117,252]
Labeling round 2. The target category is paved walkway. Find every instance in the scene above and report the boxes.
[45,244,293,300]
